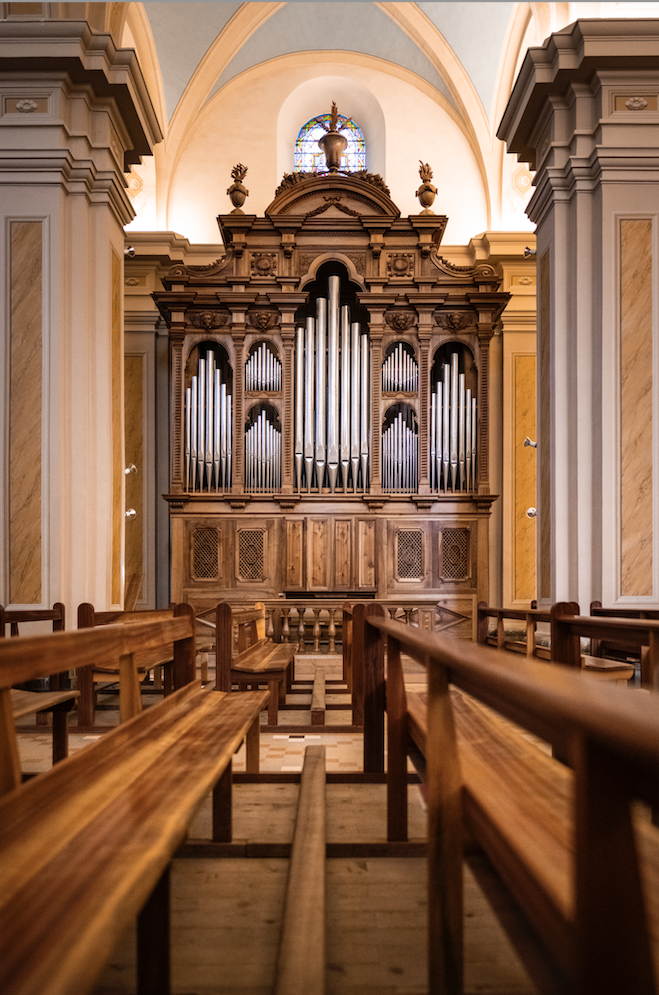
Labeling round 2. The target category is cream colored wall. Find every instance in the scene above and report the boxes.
[165,55,489,246]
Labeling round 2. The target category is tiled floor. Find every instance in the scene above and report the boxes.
[16,653,542,995]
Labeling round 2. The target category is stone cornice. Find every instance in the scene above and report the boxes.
[0,19,162,166]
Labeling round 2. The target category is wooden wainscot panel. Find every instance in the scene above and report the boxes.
[286,518,305,589]
[333,518,353,589]
[436,594,477,640]
[308,518,330,590]
[387,521,431,591]
[187,520,221,585]
[234,519,273,589]
[437,523,474,585]
[357,519,377,589]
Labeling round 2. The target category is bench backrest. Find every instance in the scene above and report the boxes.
[0,603,67,690]
[214,601,267,691]
[366,610,659,994]
[476,600,553,660]
[0,606,196,795]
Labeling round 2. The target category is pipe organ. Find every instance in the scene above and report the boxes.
[156,167,508,635]
[294,276,370,492]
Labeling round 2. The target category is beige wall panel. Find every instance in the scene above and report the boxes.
[539,251,551,601]
[286,519,304,589]
[111,250,123,605]
[514,355,537,601]
[9,221,42,604]
[357,519,376,589]
[334,519,352,588]
[124,355,144,602]
[308,518,329,589]
[620,218,653,597]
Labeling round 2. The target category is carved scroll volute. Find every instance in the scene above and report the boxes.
[170,325,186,493]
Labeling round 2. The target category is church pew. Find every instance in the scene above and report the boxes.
[215,601,296,726]
[0,611,268,995]
[273,745,326,995]
[0,603,80,765]
[589,601,659,687]
[373,609,659,995]
[76,604,188,726]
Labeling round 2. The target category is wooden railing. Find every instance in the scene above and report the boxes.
[476,600,553,659]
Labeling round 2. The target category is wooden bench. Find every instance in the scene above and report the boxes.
[273,745,326,995]
[311,665,326,726]
[478,600,635,683]
[0,604,80,766]
[76,604,181,726]
[0,608,268,995]
[367,607,659,994]
[215,601,297,725]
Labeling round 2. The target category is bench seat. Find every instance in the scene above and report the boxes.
[0,679,268,995]
[10,687,80,766]
[229,639,297,725]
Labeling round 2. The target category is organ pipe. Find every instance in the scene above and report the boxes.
[293,278,370,491]
[382,407,417,494]
[245,342,282,391]
[245,408,281,492]
[185,349,232,492]
[429,350,477,493]
[382,343,418,392]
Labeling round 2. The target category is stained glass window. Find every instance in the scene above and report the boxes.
[295,113,366,173]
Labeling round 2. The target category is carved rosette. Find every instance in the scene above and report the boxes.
[387,253,414,278]
[384,311,415,332]
[188,311,229,330]
[250,252,277,277]
[248,311,279,331]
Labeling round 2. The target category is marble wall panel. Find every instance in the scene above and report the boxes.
[9,221,42,604]
[539,251,551,600]
[124,355,144,603]
[620,218,653,597]
[514,354,537,601]
[111,249,123,605]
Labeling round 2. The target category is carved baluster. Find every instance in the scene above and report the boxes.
[388,607,398,621]
[312,608,321,653]
[297,606,306,651]
[281,606,291,643]
[328,608,337,654]
[403,608,413,626]
[266,608,275,641]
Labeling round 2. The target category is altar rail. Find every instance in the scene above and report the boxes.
[257,598,470,654]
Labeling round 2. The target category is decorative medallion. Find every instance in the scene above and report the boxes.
[518,276,533,286]
[250,252,277,277]
[384,312,415,332]
[127,172,143,198]
[248,311,279,331]
[125,276,140,287]
[387,253,413,278]
[189,311,229,330]
[16,99,37,113]
[435,312,474,331]
[626,96,648,111]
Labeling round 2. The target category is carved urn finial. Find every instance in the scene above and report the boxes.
[317,101,348,172]
[416,161,437,215]
[227,163,249,214]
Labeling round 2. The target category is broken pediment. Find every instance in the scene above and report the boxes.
[265,171,400,220]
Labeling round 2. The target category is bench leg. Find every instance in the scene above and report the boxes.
[137,864,170,995]
[246,715,260,774]
[51,709,68,764]
[76,665,94,727]
[212,760,232,842]
[268,679,279,725]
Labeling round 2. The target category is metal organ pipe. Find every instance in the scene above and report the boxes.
[293,280,370,492]
[429,350,477,493]
[186,349,232,493]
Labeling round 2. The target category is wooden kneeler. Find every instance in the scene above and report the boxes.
[274,745,326,995]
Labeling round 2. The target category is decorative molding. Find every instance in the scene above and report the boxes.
[387,253,414,278]
[435,311,474,331]
[384,311,415,332]
[432,255,475,277]
[626,96,648,111]
[304,196,361,220]
[344,251,366,276]
[125,276,140,287]
[16,99,38,113]
[189,310,229,330]
[248,311,279,331]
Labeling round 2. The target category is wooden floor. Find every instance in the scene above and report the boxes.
[16,654,541,995]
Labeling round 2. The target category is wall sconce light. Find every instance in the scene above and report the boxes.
[523,437,537,448]
[125,464,138,475]
[125,508,137,520]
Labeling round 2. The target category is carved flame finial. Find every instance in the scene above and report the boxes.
[418,161,433,181]
[317,101,345,134]
[231,163,248,182]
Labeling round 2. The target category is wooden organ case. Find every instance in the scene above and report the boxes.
[155,171,509,638]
